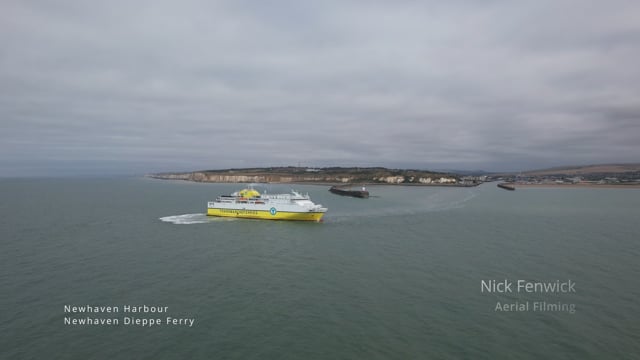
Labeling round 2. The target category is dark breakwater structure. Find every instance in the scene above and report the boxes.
[497,183,516,191]
[329,185,370,198]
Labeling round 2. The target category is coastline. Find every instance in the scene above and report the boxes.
[145,176,638,189]
[144,167,467,186]
[511,183,640,189]
[145,177,480,188]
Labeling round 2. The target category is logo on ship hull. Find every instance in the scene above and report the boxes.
[270,207,277,216]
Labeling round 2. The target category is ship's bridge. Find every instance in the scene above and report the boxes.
[238,188,261,198]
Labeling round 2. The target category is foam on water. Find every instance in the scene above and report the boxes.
[159,213,236,224]
[424,188,478,212]
[328,187,479,223]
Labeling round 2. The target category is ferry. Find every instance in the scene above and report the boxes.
[207,188,327,221]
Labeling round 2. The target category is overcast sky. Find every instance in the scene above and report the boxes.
[1,0,639,176]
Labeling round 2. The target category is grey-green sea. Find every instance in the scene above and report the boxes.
[1,177,639,359]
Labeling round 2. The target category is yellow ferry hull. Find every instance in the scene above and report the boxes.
[207,208,325,222]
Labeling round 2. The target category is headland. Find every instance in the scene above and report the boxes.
[147,163,640,188]
[146,167,478,186]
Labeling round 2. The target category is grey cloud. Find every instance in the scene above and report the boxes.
[1,0,639,176]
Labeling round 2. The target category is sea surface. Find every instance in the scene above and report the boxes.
[1,177,639,359]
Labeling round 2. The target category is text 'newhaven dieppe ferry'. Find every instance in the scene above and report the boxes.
[207,188,327,221]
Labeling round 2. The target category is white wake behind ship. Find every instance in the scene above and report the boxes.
[207,188,327,222]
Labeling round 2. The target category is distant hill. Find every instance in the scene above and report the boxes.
[147,166,467,185]
[148,163,640,184]
[521,163,640,176]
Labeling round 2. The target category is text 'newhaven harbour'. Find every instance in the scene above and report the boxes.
[63,305,195,327]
